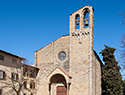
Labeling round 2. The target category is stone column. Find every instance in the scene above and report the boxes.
[67,83,69,95]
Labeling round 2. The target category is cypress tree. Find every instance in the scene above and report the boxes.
[123,80,125,95]
[100,45,123,95]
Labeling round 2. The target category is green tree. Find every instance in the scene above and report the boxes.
[123,80,125,95]
[100,45,123,95]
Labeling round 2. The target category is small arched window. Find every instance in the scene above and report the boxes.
[30,81,35,89]
[84,9,89,28]
[23,81,27,89]
[75,14,80,29]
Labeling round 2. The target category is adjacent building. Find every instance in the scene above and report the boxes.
[22,64,39,95]
[0,49,39,95]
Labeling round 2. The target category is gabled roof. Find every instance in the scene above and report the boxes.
[93,50,103,67]
[23,64,39,70]
[48,67,72,78]
[70,5,94,15]
[35,34,69,52]
[0,49,25,60]
[47,67,72,83]
[57,67,72,78]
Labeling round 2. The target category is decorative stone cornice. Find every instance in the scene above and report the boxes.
[72,31,90,36]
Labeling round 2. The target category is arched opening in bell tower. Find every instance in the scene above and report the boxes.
[83,8,90,28]
[75,14,80,29]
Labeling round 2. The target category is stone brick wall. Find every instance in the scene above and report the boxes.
[35,35,70,95]
[35,35,70,71]
[92,51,102,95]
[69,6,94,95]
[70,34,90,95]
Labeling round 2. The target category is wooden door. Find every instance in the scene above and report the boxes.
[0,89,2,95]
[57,86,67,95]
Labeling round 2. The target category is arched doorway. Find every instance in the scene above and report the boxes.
[49,74,67,95]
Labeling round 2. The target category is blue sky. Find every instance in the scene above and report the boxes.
[0,0,125,64]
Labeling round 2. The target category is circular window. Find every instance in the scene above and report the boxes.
[58,51,66,61]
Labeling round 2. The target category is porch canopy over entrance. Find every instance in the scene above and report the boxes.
[47,67,72,95]
[47,67,72,84]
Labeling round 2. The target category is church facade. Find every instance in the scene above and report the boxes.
[35,5,102,95]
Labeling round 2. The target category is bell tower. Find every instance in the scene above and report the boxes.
[69,5,94,39]
[69,6,94,95]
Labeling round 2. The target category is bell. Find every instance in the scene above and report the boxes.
[76,21,79,25]
[84,20,89,26]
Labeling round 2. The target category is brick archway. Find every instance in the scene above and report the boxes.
[50,74,66,83]
[49,74,67,95]
[47,67,71,95]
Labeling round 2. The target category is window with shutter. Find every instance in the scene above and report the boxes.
[30,81,35,89]
[0,89,2,95]
[23,93,27,95]
[3,71,6,80]
[11,72,18,80]
[0,55,4,61]
[30,69,34,78]
[12,59,17,64]
[16,74,18,80]
[0,70,3,79]
[23,67,28,77]
[0,70,5,80]
[23,81,27,89]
